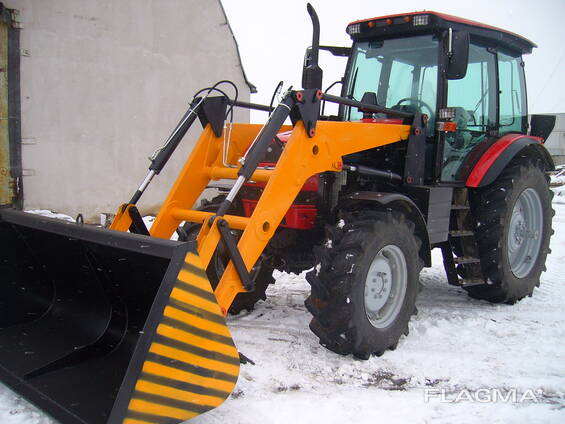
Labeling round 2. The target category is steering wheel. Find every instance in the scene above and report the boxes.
[394,98,434,118]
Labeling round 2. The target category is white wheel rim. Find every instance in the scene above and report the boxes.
[507,188,543,278]
[364,245,407,329]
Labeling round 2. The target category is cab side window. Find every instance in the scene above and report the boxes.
[447,43,496,132]
[498,51,527,134]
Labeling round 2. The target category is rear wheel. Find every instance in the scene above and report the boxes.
[305,210,422,359]
[179,196,275,314]
[465,160,553,303]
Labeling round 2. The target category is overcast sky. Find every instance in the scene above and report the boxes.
[221,0,565,122]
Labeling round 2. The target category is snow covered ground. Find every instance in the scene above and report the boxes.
[552,167,565,205]
[551,165,565,187]
[1,193,564,423]
[199,203,565,424]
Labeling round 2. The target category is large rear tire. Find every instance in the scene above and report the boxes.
[465,160,554,303]
[179,195,275,314]
[305,211,423,359]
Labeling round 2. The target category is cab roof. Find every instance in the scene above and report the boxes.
[347,11,536,55]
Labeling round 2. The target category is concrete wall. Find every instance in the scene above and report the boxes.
[2,0,251,220]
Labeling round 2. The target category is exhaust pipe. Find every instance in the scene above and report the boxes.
[301,3,323,90]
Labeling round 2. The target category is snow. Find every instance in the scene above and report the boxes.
[2,202,565,423]
[551,165,565,187]
[553,186,565,205]
[143,215,156,229]
[551,166,565,205]
[200,206,565,423]
[144,215,182,240]
[24,210,75,222]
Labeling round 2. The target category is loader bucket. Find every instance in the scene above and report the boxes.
[0,209,240,424]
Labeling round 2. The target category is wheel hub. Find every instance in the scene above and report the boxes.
[364,245,407,329]
[507,188,543,278]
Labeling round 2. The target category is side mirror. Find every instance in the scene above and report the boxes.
[446,30,469,80]
[530,114,556,141]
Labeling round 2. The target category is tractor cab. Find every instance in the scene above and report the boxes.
[339,11,536,183]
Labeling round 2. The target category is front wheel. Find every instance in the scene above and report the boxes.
[305,211,423,359]
[465,160,554,303]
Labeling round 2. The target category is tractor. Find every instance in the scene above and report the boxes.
[0,4,556,424]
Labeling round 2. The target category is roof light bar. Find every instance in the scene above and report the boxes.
[439,107,457,120]
[347,23,361,35]
[413,14,429,26]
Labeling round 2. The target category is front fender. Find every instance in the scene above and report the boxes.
[342,191,431,266]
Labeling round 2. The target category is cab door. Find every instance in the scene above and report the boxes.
[440,41,496,182]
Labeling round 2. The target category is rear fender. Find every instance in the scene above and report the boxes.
[466,134,554,188]
[342,192,431,267]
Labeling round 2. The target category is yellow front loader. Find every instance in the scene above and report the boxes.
[0,82,412,424]
[107,88,411,423]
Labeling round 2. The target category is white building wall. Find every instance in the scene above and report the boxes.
[3,0,251,220]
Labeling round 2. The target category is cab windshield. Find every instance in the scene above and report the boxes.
[344,35,439,134]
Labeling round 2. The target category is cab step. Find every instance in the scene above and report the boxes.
[453,256,481,265]
[441,188,487,288]
[449,230,474,237]
[451,204,470,210]
[459,278,486,287]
